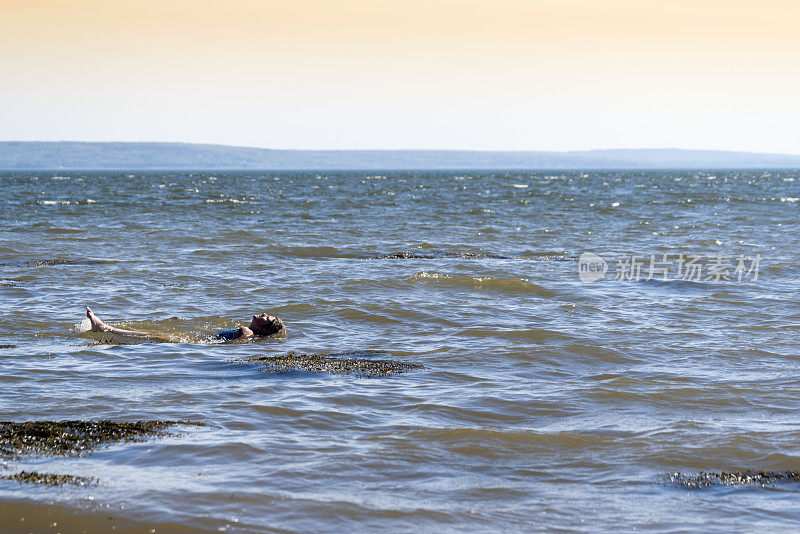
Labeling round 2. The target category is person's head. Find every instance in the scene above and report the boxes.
[249,313,285,337]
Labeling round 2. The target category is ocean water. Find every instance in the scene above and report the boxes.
[1,169,800,532]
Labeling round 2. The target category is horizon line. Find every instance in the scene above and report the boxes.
[3,140,800,157]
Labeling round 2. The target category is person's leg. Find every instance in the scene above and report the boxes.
[85,307,160,338]
[86,307,109,332]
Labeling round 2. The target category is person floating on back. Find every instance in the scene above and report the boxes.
[85,307,285,342]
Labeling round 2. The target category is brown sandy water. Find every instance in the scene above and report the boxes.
[1,170,800,531]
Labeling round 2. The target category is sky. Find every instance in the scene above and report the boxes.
[1,0,799,152]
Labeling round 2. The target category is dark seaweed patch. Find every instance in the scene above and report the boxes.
[366,250,574,261]
[236,350,423,378]
[665,471,800,488]
[1,471,97,487]
[0,420,204,459]
[0,259,108,268]
[0,344,16,349]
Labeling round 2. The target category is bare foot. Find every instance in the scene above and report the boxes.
[86,307,109,332]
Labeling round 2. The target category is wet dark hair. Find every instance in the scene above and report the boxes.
[253,317,286,337]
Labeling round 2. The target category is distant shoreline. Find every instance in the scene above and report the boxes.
[3,167,800,172]
[2,141,800,170]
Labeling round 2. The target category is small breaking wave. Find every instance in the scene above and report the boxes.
[410,271,555,296]
[368,250,574,261]
[73,318,91,333]
[205,198,248,204]
[665,470,800,489]
[0,259,111,268]
[36,199,97,205]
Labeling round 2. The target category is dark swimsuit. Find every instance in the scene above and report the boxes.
[217,329,240,341]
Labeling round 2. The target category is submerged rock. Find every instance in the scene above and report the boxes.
[666,470,800,488]
[1,471,96,487]
[237,351,423,378]
[0,420,203,459]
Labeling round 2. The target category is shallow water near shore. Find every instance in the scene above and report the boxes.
[2,169,800,531]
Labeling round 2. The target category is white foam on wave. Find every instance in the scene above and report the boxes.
[511,184,528,189]
[205,198,246,204]
[73,318,91,333]
[411,271,451,280]
[781,197,799,203]
[40,200,71,205]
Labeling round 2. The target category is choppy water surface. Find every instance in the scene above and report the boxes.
[1,170,800,532]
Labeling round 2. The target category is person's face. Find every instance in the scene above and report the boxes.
[250,313,279,332]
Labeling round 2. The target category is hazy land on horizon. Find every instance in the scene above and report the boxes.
[3,141,800,170]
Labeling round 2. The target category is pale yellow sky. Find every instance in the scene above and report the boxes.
[1,0,799,151]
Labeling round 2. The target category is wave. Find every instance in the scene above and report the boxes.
[639,278,719,290]
[267,245,346,259]
[665,470,800,488]
[35,199,97,205]
[455,327,574,342]
[410,271,555,296]
[204,198,248,204]
[0,259,112,268]
[368,250,574,261]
